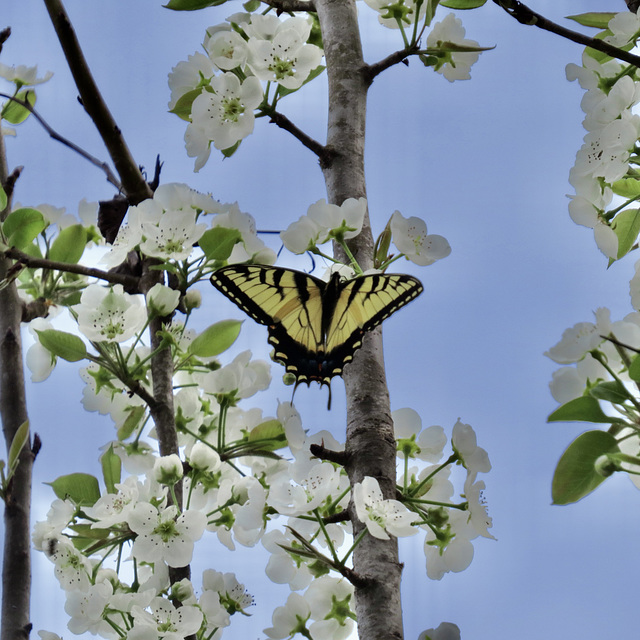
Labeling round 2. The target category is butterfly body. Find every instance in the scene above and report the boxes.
[210,265,423,403]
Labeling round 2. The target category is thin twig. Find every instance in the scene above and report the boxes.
[3,246,140,290]
[365,44,420,84]
[493,0,640,68]
[0,92,121,189]
[265,108,332,164]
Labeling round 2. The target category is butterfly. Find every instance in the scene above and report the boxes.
[210,264,423,408]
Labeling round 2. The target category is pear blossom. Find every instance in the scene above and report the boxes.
[390,210,451,265]
[167,51,215,110]
[129,597,203,640]
[393,407,447,462]
[84,476,143,528]
[604,11,640,47]
[451,420,491,475]
[0,62,53,86]
[206,30,250,70]
[153,454,184,485]
[268,461,340,516]
[264,592,311,640]
[280,198,366,254]
[363,0,427,30]
[262,528,314,589]
[353,476,418,540]
[188,73,263,152]
[139,209,207,261]
[544,309,611,364]
[128,503,206,567]
[64,581,115,638]
[153,182,222,214]
[50,538,93,591]
[305,576,355,640]
[202,570,255,615]
[146,283,181,317]
[99,202,145,268]
[187,441,221,472]
[212,202,277,264]
[32,499,75,551]
[201,350,271,400]
[463,473,495,540]
[426,13,480,82]
[424,512,475,580]
[418,622,461,640]
[75,284,146,343]
[548,354,607,404]
[26,317,57,382]
[246,16,323,90]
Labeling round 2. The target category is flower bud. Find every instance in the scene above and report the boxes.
[153,454,184,485]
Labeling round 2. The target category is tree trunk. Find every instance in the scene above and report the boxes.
[0,131,33,640]
[314,0,405,638]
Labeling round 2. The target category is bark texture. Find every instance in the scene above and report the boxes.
[313,0,405,638]
[0,133,33,640]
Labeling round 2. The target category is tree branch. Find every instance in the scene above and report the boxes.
[365,44,420,84]
[0,93,121,189]
[260,0,316,12]
[42,0,153,204]
[493,0,640,67]
[265,109,333,164]
[3,247,140,290]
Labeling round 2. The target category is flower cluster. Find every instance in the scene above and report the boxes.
[280,196,450,271]
[169,13,323,168]
[545,12,640,505]
[33,398,491,638]
[566,12,640,259]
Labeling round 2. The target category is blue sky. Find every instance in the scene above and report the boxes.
[3,1,640,638]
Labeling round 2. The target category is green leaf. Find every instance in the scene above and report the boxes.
[47,473,101,506]
[68,523,111,551]
[189,319,242,357]
[243,0,261,11]
[100,445,122,494]
[36,329,87,362]
[2,207,47,250]
[611,208,640,260]
[164,0,227,9]
[552,430,619,504]
[1,89,36,124]
[440,0,486,7]
[221,139,241,158]
[629,354,640,381]
[0,186,7,211]
[117,405,146,441]
[169,88,205,121]
[589,380,632,404]
[611,177,640,198]
[547,395,625,424]
[48,224,87,264]
[248,419,287,451]
[425,0,441,26]
[566,12,615,29]
[8,420,29,472]
[199,227,242,260]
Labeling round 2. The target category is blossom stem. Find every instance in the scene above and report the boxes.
[406,453,457,497]
[340,528,368,565]
[313,508,340,563]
